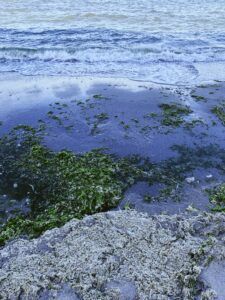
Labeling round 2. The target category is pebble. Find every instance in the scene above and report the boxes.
[185,177,195,184]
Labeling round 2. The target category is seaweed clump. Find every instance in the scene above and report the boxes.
[208,184,225,212]
[211,104,225,126]
[159,103,192,127]
[0,126,143,245]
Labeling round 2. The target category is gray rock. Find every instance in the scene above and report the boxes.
[1,210,225,299]
[36,240,53,254]
[185,177,195,184]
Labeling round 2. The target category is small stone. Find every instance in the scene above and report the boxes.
[13,183,18,189]
[103,279,138,300]
[82,216,96,227]
[25,198,30,205]
[193,220,205,233]
[206,174,213,179]
[186,205,198,212]
[185,177,195,184]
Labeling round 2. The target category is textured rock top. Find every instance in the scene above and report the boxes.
[1,210,225,299]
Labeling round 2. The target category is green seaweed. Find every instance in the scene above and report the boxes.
[184,119,204,130]
[93,94,107,100]
[1,123,225,245]
[159,103,192,127]
[90,113,109,135]
[95,112,109,121]
[196,85,208,89]
[131,118,139,124]
[207,184,225,211]
[191,95,206,102]
[143,194,152,203]
[144,112,158,118]
[0,126,145,245]
[211,104,225,126]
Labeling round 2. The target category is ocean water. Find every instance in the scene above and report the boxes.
[0,0,225,85]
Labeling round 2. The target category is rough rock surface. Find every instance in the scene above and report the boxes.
[1,210,225,299]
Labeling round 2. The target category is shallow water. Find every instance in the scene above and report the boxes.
[1,77,225,216]
[0,0,225,84]
[1,2,225,218]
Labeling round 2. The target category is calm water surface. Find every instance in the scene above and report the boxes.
[0,0,225,84]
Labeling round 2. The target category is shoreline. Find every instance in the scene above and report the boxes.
[0,71,224,87]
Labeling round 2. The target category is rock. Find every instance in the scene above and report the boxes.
[185,177,195,184]
[36,240,53,254]
[81,215,96,227]
[1,210,225,299]
[186,205,198,212]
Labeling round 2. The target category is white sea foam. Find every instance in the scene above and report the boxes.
[0,0,225,85]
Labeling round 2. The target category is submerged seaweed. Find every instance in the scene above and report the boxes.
[211,104,225,126]
[0,126,145,245]
[1,122,225,245]
[208,184,225,212]
[159,103,193,127]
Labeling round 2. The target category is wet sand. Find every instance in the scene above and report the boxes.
[1,74,225,215]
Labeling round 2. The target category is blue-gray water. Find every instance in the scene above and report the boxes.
[1,0,225,84]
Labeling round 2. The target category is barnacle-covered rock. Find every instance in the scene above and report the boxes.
[1,210,225,299]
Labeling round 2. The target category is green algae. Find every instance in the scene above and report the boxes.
[1,107,225,245]
[0,126,145,245]
[211,104,225,126]
[143,194,152,203]
[159,103,193,127]
[143,112,158,118]
[208,184,225,212]
[120,120,130,130]
[131,118,139,124]
[191,94,206,102]
[149,144,225,203]
[184,119,205,130]
[95,112,109,121]
[90,113,109,135]
[93,94,104,99]
[1,125,200,243]
[197,85,209,89]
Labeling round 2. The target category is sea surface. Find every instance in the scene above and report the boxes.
[0,0,225,85]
